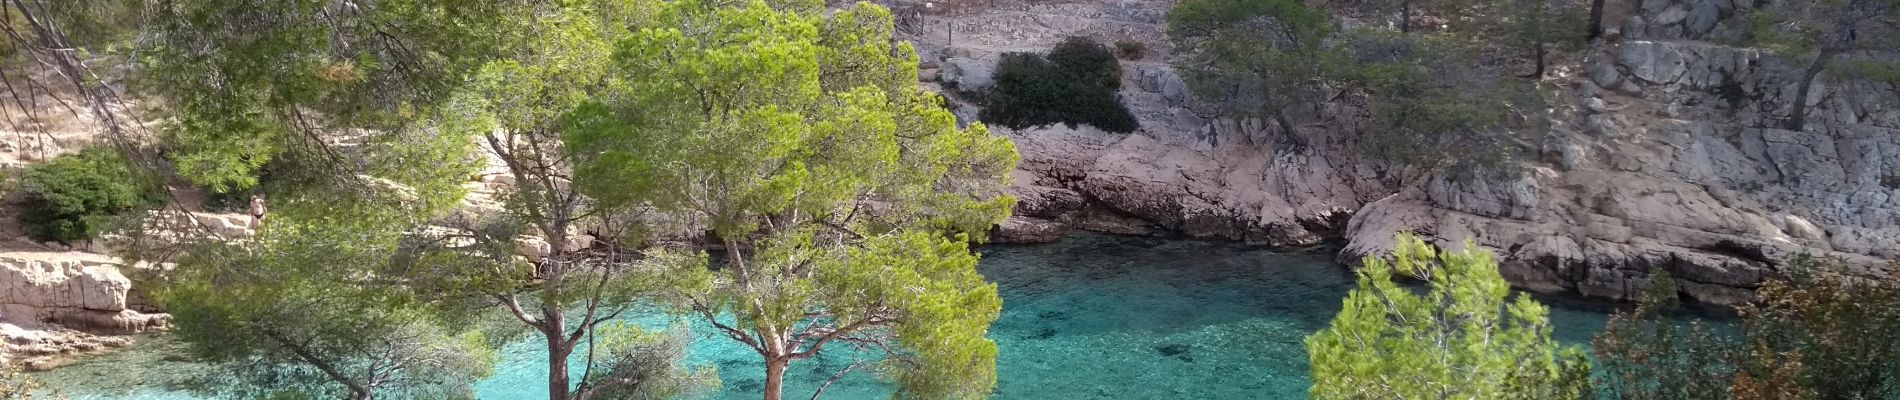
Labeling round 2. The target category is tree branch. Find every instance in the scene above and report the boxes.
[809,358,868,400]
[498,293,541,326]
[789,316,893,360]
[258,326,373,400]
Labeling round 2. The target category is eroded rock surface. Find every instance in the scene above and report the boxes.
[0,253,169,367]
[1343,22,1899,306]
[917,0,1897,307]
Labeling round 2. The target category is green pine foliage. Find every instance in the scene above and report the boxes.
[1340,29,1537,178]
[16,147,156,243]
[1736,0,1899,130]
[1590,270,1738,400]
[1307,233,1592,399]
[1591,256,1900,400]
[980,36,1140,133]
[155,195,497,400]
[564,1,1019,398]
[142,0,532,191]
[581,324,719,400]
[1168,0,1337,149]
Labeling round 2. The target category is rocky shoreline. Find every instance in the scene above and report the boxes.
[8,0,1898,369]
[1,252,169,369]
[946,0,1896,308]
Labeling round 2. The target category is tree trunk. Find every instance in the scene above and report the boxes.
[1270,109,1308,151]
[764,356,790,400]
[1400,0,1413,33]
[1524,42,1548,79]
[1787,51,1836,131]
[1587,0,1606,40]
[546,325,573,400]
[543,265,574,400]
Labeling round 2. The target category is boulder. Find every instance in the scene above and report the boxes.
[514,236,551,259]
[1012,184,1088,218]
[1588,61,1622,88]
[1685,0,1723,37]
[0,255,132,312]
[993,217,1072,244]
[1135,65,1191,105]
[1621,41,1687,84]
[940,57,996,93]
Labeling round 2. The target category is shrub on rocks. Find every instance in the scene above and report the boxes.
[1114,39,1145,60]
[980,36,1139,133]
[16,147,158,243]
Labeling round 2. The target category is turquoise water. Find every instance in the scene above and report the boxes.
[33,233,1625,399]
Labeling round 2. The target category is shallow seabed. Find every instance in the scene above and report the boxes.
[35,233,1622,399]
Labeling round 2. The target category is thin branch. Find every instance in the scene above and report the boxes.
[498,293,542,326]
[789,316,893,360]
[809,358,868,400]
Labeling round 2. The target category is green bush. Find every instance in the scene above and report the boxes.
[1047,36,1122,89]
[1592,256,1900,399]
[18,147,157,243]
[1113,39,1145,60]
[980,36,1139,133]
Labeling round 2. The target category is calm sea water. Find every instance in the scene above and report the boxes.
[32,233,1626,399]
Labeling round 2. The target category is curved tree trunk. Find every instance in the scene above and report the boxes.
[1523,42,1548,79]
[1271,109,1309,151]
[1788,50,1838,131]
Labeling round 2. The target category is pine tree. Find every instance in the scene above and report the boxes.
[1307,234,1591,399]
[564,1,1018,399]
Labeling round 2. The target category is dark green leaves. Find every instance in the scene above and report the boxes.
[17,147,157,242]
[567,2,1016,398]
[980,37,1140,133]
[1307,234,1591,399]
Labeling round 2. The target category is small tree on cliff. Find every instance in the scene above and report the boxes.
[1339,29,1538,179]
[564,1,1019,399]
[1306,233,1591,399]
[1742,0,1900,131]
[1469,0,1590,79]
[1167,0,1339,150]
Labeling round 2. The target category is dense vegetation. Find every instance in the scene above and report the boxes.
[15,147,156,243]
[565,2,1017,398]
[12,0,1011,399]
[156,196,501,400]
[1166,0,1562,174]
[1308,234,1590,399]
[1594,258,1900,399]
[5,0,1900,399]
[980,36,1140,133]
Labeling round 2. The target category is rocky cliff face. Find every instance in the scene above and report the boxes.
[915,0,1896,307]
[909,0,1396,248]
[0,252,169,368]
[1345,3,1899,306]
